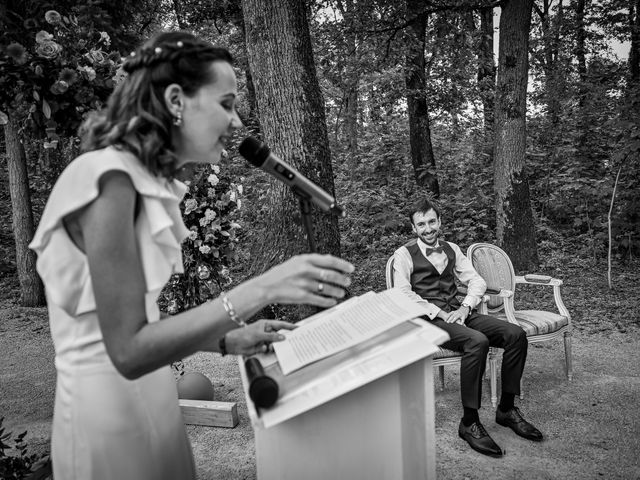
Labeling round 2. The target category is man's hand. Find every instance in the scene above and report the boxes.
[438,306,470,325]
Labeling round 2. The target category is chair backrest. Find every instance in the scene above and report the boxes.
[467,243,516,311]
[385,255,395,289]
[386,239,417,289]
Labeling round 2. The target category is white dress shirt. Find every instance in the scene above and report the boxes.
[392,238,487,320]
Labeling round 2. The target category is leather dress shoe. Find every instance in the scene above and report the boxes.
[496,407,543,441]
[458,420,503,457]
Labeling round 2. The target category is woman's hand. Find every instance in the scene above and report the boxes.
[224,319,297,356]
[256,254,355,308]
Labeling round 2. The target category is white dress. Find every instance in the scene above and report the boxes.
[29,147,196,480]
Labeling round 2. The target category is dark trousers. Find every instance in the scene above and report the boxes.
[431,312,528,410]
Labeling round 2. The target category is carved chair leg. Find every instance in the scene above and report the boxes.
[489,353,498,408]
[439,365,445,391]
[564,331,573,381]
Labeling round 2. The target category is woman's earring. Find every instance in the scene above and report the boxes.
[173,111,183,126]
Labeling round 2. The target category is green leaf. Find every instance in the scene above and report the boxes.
[42,99,51,119]
[33,90,40,102]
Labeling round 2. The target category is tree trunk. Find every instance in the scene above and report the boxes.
[172,0,188,30]
[630,0,640,82]
[405,0,439,197]
[241,0,341,282]
[494,0,539,271]
[338,0,360,168]
[4,119,45,306]
[477,5,495,164]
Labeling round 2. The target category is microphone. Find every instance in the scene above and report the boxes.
[239,136,345,217]
[245,357,279,409]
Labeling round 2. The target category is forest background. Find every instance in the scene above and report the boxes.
[0,0,639,478]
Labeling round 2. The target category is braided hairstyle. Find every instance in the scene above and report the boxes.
[80,31,233,178]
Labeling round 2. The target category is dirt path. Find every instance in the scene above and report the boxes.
[2,305,639,479]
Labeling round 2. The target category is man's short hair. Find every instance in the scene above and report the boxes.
[408,197,441,225]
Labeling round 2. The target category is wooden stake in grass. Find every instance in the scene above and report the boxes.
[608,166,622,290]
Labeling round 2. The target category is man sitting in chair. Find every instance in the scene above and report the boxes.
[392,197,542,457]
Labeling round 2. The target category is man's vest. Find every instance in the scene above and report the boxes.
[406,240,461,312]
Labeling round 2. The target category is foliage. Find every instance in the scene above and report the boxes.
[0,417,51,480]
[0,3,124,144]
[159,162,244,314]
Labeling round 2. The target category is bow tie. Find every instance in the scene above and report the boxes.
[424,245,443,255]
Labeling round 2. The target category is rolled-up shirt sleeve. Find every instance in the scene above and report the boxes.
[392,246,442,320]
[451,243,486,309]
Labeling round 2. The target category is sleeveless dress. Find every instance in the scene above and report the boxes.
[29,147,197,480]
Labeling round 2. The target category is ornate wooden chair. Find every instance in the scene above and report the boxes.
[385,249,500,404]
[466,242,573,405]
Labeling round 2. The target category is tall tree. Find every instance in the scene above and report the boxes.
[477,5,495,163]
[3,119,45,306]
[493,0,538,270]
[630,0,640,82]
[241,0,342,281]
[405,0,440,197]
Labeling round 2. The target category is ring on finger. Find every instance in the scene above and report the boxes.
[317,281,324,293]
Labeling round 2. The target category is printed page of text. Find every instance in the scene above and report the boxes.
[273,288,431,375]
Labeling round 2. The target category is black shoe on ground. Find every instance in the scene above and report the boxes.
[458,419,503,457]
[496,406,543,441]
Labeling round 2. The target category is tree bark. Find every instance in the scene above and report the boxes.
[405,0,440,197]
[4,119,45,306]
[477,5,496,164]
[629,0,640,82]
[494,0,539,271]
[342,0,360,167]
[241,0,341,275]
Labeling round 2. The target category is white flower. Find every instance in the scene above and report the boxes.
[204,209,216,221]
[35,31,54,44]
[237,199,242,209]
[199,245,211,254]
[212,165,220,174]
[188,230,198,241]
[77,65,96,81]
[184,198,198,215]
[207,174,219,186]
[99,31,111,46]
[230,191,236,202]
[237,185,243,194]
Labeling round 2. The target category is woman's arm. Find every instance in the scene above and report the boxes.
[79,171,353,379]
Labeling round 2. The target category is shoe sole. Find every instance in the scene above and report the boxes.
[458,432,503,457]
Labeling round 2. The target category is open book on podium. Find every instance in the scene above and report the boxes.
[239,287,449,429]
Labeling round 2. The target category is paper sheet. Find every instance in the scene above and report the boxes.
[273,288,431,375]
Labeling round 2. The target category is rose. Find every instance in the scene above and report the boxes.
[199,245,211,255]
[85,49,107,65]
[77,65,96,81]
[207,174,219,186]
[45,10,62,25]
[49,80,69,95]
[35,40,63,59]
[35,30,54,44]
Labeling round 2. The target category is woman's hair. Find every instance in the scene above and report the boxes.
[79,31,233,177]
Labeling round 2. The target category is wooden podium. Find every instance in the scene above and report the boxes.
[239,318,449,480]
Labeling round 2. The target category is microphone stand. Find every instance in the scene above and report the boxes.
[298,196,317,253]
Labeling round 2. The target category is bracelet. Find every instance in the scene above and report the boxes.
[218,336,228,356]
[222,294,245,327]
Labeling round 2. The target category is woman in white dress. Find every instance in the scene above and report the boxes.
[29,31,354,480]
